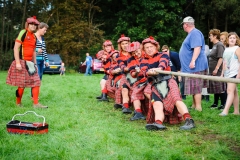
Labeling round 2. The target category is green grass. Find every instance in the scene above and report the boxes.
[0,71,240,160]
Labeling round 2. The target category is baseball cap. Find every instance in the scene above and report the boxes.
[182,16,194,24]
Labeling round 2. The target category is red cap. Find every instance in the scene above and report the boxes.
[117,34,130,43]
[142,36,159,46]
[96,50,104,60]
[127,42,141,53]
[109,50,119,57]
[26,16,40,25]
[103,40,113,46]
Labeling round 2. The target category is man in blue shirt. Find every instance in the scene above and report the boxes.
[179,16,208,112]
[84,53,93,76]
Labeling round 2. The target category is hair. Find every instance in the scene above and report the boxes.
[38,22,49,29]
[161,45,169,50]
[209,29,221,40]
[220,31,228,46]
[226,32,240,47]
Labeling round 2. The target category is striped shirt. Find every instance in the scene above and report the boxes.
[35,36,49,62]
[140,52,171,76]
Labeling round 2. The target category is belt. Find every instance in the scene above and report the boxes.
[148,75,171,84]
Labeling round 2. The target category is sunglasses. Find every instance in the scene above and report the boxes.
[162,49,168,52]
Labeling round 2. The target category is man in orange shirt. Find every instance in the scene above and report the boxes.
[6,16,47,108]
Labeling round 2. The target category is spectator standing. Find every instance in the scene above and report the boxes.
[84,53,93,76]
[35,22,49,80]
[220,32,240,116]
[60,62,65,76]
[208,29,226,109]
[6,16,47,108]
[220,31,228,47]
[179,16,208,112]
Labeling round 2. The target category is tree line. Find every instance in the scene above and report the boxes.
[1,0,240,70]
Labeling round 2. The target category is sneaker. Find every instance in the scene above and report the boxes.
[33,103,48,108]
[179,118,195,130]
[145,123,167,131]
[218,105,224,110]
[114,104,123,109]
[122,107,132,114]
[16,103,23,107]
[130,112,146,121]
[210,104,218,109]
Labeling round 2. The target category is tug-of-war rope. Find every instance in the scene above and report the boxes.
[155,69,240,84]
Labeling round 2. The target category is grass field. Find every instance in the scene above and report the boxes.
[0,71,240,160]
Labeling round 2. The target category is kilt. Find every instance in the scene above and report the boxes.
[131,80,148,102]
[208,80,226,94]
[105,79,115,99]
[114,80,122,104]
[106,78,115,93]
[144,83,152,95]
[146,78,182,124]
[6,60,41,88]
[184,70,208,95]
[119,74,133,103]
[120,74,132,90]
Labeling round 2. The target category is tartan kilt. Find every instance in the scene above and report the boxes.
[131,81,148,102]
[115,79,122,104]
[6,60,41,88]
[144,83,152,95]
[105,79,115,99]
[120,74,132,90]
[184,70,209,95]
[146,78,183,124]
[106,78,115,93]
[119,74,133,103]
[208,80,226,94]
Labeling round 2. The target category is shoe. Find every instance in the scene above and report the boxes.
[179,118,195,130]
[16,103,23,107]
[218,105,224,110]
[33,103,48,108]
[219,112,227,116]
[122,107,132,114]
[96,94,103,99]
[145,123,167,131]
[114,104,123,109]
[210,104,218,109]
[130,112,146,121]
[98,93,109,102]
